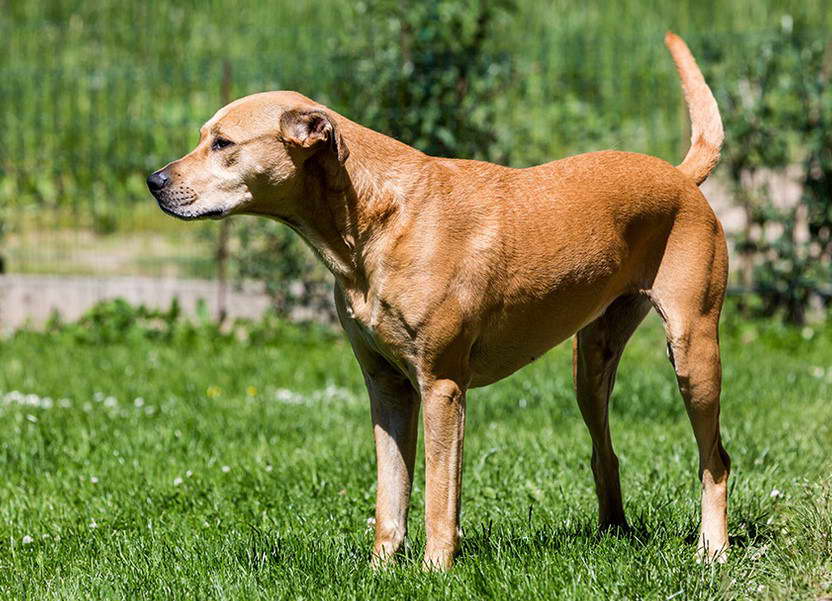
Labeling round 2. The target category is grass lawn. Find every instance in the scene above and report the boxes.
[0,306,830,600]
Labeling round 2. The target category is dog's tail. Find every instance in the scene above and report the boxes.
[665,32,723,186]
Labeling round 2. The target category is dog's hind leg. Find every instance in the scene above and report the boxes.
[573,294,652,531]
[649,217,731,562]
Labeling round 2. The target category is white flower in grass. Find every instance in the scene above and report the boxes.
[173,477,184,486]
[274,388,304,404]
[366,517,376,531]
[21,535,33,545]
[750,544,769,561]
[770,488,782,498]
[0,390,58,409]
[90,476,98,484]
[134,397,145,408]
[89,519,98,529]
[221,465,231,473]
[265,465,273,473]
[186,470,193,478]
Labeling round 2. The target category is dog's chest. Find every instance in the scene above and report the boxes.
[343,291,418,374]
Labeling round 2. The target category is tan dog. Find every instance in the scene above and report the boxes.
[148,33,730,569]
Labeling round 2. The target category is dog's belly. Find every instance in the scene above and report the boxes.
[468,289,614,388]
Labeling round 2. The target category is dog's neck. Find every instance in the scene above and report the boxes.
[286,120,425,293]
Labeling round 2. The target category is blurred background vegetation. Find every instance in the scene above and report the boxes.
[1,0,830,324]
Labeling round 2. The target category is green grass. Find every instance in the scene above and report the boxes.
[1,309,830,599]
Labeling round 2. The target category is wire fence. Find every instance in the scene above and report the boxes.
[1,15,698,283]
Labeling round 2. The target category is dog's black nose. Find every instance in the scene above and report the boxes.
[147,171,169,192]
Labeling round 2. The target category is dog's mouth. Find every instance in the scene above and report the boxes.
[159,202,223,221]
[152,185,228,221]
[157,200,227,221]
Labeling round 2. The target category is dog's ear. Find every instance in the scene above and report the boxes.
[279,109,349,163]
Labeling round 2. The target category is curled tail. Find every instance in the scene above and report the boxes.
[665,32,723,186]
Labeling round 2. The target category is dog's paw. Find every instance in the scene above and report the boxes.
[422,547,455,572]
[598,517,630,535]
[370,544,399,570]
[696,544,729,564]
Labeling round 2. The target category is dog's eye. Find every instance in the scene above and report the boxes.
[211,137,234,151]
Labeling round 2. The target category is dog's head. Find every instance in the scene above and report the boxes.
[147,91,349,220]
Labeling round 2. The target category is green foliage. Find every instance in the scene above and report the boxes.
[4,0,829,210]
[708,21,832,323]
[45,297,217,345]
[231,217,331,317]
[798,33,832,314]
[41,297,339,347]
[90,206,120,236]
[1,307,831,598]
[330,0,516,162]
[1,2,349,208]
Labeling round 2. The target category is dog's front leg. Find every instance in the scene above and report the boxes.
[421,378,466,571]
[366,370,420,567]
[334,288,421,567]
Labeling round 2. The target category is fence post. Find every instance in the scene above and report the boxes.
[216,60,233,324]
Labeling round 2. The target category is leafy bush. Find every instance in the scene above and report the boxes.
[330,0,516,162]
[231,217,332,318]
[708,21,832,324]
[44,298,214,345]
[39,298,338,347]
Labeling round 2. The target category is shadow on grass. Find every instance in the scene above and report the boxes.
[459,517,652,560]
[235,510,780,573]
[461,509,779,563]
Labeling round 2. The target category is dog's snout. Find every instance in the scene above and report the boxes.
[147,170,170,192]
